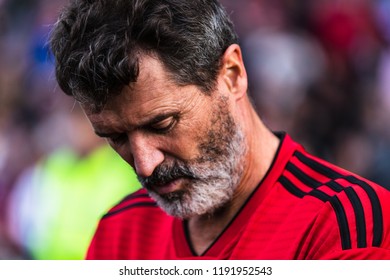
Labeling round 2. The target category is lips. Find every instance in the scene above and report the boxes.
[153,178,181,195]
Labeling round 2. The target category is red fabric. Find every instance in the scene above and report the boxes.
[86,134,390,259]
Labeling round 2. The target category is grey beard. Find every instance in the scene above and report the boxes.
[140,127,246,219]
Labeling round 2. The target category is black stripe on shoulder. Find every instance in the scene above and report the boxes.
[103,202,157,219]
[328,196,352,250]
[279,175,351,249]
[286,162,322,188]
[279,175,331,202]
[119,192,150,203]
[344,187,367,248]
[343,176,383,247]
[279,176,305,198]
[287,161,368,249]
[294,151,384,247]
[294,151,339,179]
[309,188,330,202]
[325,181,343,192]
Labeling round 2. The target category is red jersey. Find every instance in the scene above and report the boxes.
[86,133,390,259]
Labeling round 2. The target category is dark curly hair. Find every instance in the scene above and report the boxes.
[49,0,238,112]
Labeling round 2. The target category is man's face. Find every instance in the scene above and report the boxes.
[85,55,246,219]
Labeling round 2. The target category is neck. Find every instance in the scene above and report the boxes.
[187,102,280,255]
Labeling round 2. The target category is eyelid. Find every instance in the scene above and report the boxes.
[96,113,180,142]
[149,115,178,133]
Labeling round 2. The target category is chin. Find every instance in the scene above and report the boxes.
[147,185,234,220]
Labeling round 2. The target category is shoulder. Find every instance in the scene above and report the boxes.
[93,188,170,243]
[86,188,174,259]
[279,148,390,258]
[102,188,158,219]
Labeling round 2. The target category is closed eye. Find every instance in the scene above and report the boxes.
[148,115,178,134]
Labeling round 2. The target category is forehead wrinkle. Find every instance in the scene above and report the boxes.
[119,56,203,120]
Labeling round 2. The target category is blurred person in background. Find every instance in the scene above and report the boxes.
[7,105,141,259]
[223,0,390,188]
[0,0,140,259]
[49,0,390,259]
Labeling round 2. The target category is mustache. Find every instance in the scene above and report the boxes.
[137,161,198,189]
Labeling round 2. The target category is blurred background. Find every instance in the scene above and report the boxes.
[0,0,389,259]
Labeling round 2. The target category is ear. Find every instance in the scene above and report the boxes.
[220,44,248,100]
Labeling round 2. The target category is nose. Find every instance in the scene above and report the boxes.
[129,133,164,178]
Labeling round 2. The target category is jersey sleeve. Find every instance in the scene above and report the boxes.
[300,184,390,260]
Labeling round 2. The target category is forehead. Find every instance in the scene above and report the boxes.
[84,55,207,129]
[118,55,186,107]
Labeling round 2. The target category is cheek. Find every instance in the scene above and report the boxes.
[167,113,213,160]
[163,131,204,162]
[164,139,196,161]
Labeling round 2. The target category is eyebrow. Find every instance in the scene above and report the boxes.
[94,111,180,138]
